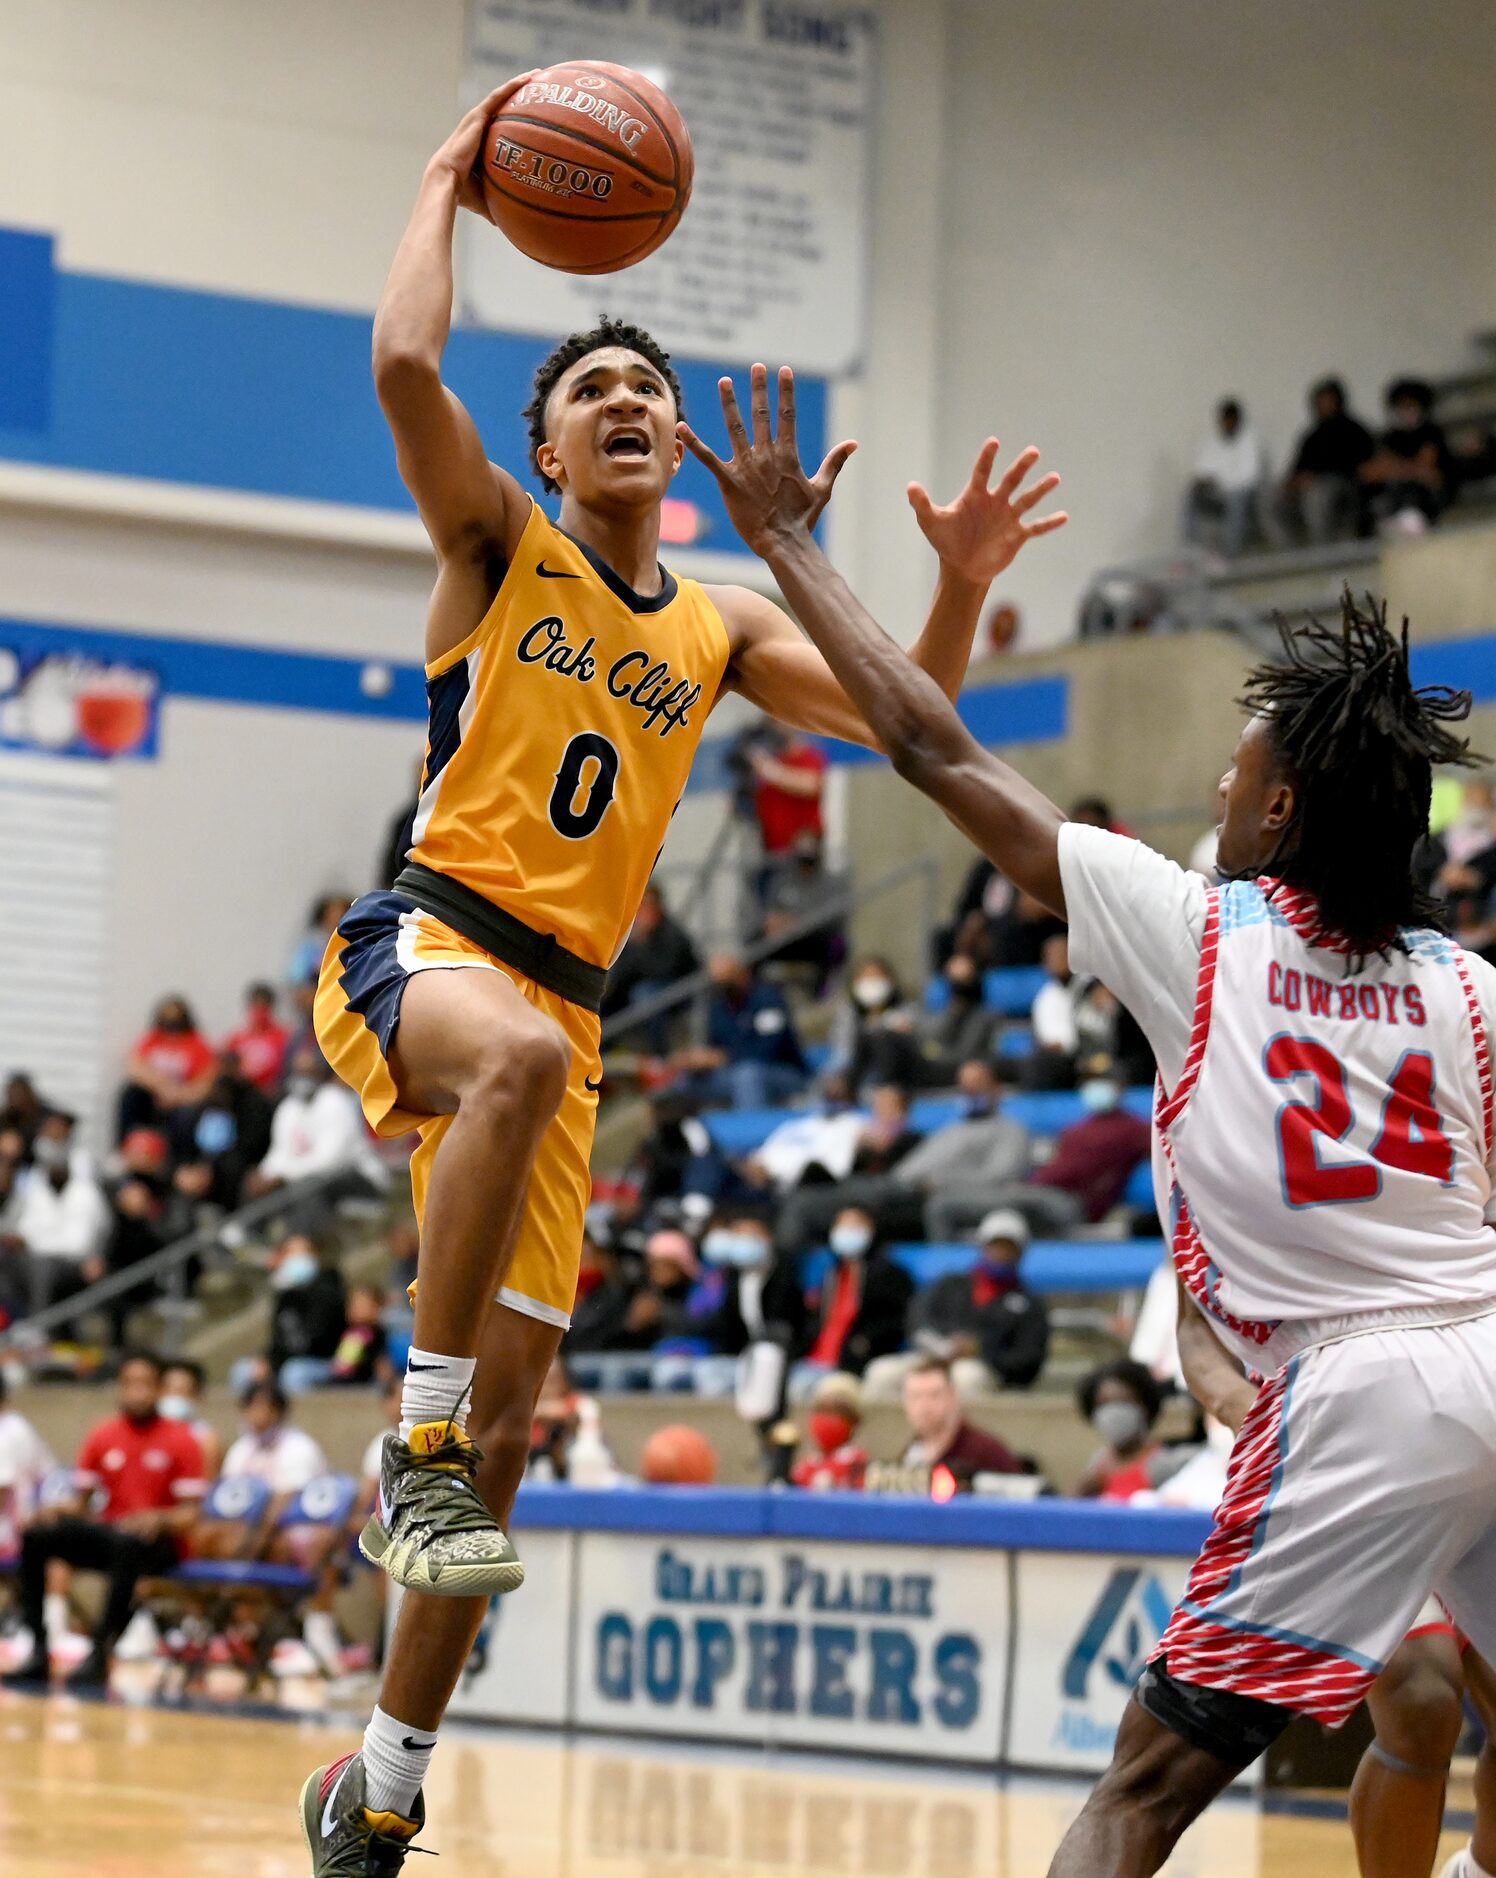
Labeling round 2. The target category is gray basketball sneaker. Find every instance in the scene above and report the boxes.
[359,1419,525,1597]
[299,1751,425,1875]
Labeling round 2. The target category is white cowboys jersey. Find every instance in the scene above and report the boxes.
[1156,877,1496,1372]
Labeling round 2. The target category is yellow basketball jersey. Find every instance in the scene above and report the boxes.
[407,501,731,968]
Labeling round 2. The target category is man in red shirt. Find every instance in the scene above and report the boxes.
[750,726,828,857]
[117,995,219,1146]
[221,981,291,1095]
[3,1350,205,1689]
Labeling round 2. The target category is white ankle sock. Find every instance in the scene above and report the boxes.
[362,1705,436,1818]
[44,1592,70,1642]
[399,1349,475,1441]
[303,1609,343,1677]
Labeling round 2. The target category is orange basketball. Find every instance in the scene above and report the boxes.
[640,1422,717,1486]
[481,61,693,276]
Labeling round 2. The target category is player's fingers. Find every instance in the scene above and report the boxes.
[1022,509,1069,538]
[777,367,798,453]
[907,482,937,524]
[718,377,750,455]
[994,445,1042,502]
[1013,470,1062,516]
[677,420,729,480]
[969,439,1000,492]
[813,439,859,494]
[750,363,772,446]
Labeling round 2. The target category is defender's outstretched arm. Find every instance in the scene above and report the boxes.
[681,365,1070,913]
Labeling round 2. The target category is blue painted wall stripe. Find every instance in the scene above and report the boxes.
[1410,636,1496,705]
[0,226,823,559]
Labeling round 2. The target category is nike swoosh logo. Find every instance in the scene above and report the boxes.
[584,1074,603,1092]
[401,1735,437,1752]
[537,560,582,579]
[321,1760,351,1838]
[407,1361,442,1372]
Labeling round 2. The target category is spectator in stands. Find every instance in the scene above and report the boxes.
[927,1071,1149,1239]
[242,1043,387,1210]
[96,1127,171,1340]
[1069,796,1133,837]
[825,957,922,1095]
[778,1062,1030,1249]
[117,995,219,1148]
[1360,377,1451,534]
[221,982,291,1096]
[671,1211,808,1395]
[866,1209,1048,1400]
[989,887,1068,970]
[1270,376,1375,544]
[940,855,1014,968]
[627,1092,738,1217]
[896,1355,1024,1480]
[230,1233,348,1395]
[0,1073,47,1158]
[793,1207,914,1390]
[289,893,353,991]
[0,1110,110,1317]
[322,1284,392,1388]
[563,1229,644,1361]
[758,832,846,986]
[1442,776,1496,868]
[1027,932,1081,1086]
[1074,1358,1185,1501]
[3,1350,204,1690]
[668,952,807,1111]
[158,1357,222,1477]
[602,881,699,1049]
[921,952,1000,1078]
[171,1054,275,1223]
[748,723,827,864]
[1183,397,1269,558]
[791,1372,869,1490]
[0,1370,54,1574]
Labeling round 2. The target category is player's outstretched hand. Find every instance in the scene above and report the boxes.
[678,364,857,558]
[429,75,538,221]
[909,440,1068,586]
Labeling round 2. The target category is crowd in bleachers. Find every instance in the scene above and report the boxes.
[1183,369,1496,562]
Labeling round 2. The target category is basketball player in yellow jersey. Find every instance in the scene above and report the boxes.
[299,78,1067,1871]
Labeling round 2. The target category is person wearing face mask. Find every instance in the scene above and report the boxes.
[1,1110,111,1320]
[829,956,922,1098]
[926,1067,1150,1241]
[1359,377,1452,535]
[670,1212,808,1398]
[790,1207,914,1397]
[791,1372,869,1490]
[242,1043,388,1219]
[171,1053,275,1225]
[1075,1359,1179,1501]
[228,1234,348,1396]
[117,994,219,1150]
[865,1209,1049,1401]
[920,952,1001,1078]
[158,1358,222,1478]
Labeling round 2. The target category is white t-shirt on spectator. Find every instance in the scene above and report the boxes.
[0,1407,54,1552]
[9,1155,110,1262]
[258,1084,387,1188]
[1031,978,1079,1052]
[1194,424,1269,493]
[221,1424,328,1497]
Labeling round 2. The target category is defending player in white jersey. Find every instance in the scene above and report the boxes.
[679,363,1496,1877]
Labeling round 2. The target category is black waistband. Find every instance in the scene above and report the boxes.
[394,864,606,1014]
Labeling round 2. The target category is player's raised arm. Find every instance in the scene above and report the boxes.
[680,366,1071,913]
[373,83,535,563]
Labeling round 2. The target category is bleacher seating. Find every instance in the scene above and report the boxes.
[923,964,1051,1017]
[800,1238,1163,1295]
[703,1085,1154,1158]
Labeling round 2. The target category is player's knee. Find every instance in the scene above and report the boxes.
[1375,1658,1465,1766]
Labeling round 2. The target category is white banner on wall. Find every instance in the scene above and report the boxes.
[1008,1551,1193,1774]
[463,0,874,373]
[572,1531,1008,1762]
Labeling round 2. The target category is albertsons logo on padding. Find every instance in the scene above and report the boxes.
[1055,1569,1173,1752]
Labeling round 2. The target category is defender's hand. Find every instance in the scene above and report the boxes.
[909,440,1068,586]
[428,76,537,221]
[678,365,857,557]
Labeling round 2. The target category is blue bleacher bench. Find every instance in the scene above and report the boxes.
[802,1238,1164,1296]
[925,964,1051,1017]
[704,1085,1153,1158]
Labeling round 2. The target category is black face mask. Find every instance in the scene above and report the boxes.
[948,979,981,1003]
[158,1014,190,1034]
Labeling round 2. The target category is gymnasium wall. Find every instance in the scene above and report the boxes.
[1,0,1494,1107]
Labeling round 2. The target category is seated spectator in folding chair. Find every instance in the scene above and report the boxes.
[0,1369,54,1573]
[170,1053,274,1227]
[229,1235,347,1395]
[1,1110,111,1321]
[2,1351,205,1690]
[158,1358,223,1478]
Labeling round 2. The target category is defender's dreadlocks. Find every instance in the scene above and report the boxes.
[1237,591,1480,960]
[523,316,684,494]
